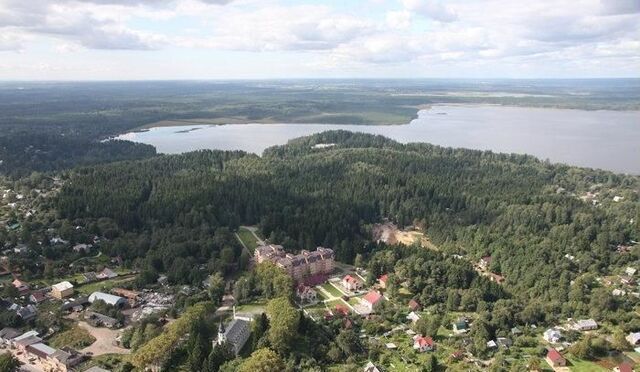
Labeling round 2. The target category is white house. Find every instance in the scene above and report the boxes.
[342,275,363,292]
[406,311,421,324]
[626,332,640,346]
[573,319,598,331]
[544,328,562,343]
[362,291,384,313]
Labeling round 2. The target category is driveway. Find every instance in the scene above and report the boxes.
[77,321,130,356]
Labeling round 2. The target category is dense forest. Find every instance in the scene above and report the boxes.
[54,131,639,321]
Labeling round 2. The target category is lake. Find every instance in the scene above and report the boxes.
[116,105,640,174]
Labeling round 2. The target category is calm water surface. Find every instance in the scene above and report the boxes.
[117,105,640,174]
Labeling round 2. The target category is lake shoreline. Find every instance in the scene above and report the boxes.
[117,104,640,175]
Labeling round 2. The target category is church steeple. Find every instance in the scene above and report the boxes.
[217,320,226,345]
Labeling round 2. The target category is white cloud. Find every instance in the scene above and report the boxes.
[0,0,638,78]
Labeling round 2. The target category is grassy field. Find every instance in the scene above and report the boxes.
[76,275,136,295]
[237,227,260,252]
[49,326,96,349]
[326,299,349,310]
[320,283,345,298]
[565,356,608,372]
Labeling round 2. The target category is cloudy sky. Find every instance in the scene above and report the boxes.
[0,0,639,80]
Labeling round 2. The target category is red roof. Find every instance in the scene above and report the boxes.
[546,348,564,363]
[378,274,388,283]
[618,362,633,372]
[408,299,421,310]
[415,336,434,348]
[363,291,383,306]
[343,275,358,284]
[334,304,349,316]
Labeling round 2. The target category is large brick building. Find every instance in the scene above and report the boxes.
[255,244,335,282]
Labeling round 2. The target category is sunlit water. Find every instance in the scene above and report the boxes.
[116,105,640,174]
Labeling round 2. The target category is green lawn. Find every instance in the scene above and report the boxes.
[348,296,361,306]
[565,356,608,372]
[49,326,96,349]
[326,299,349,310]
[237,227,260,252]
[76,275,135,295]
[320,283,345,298]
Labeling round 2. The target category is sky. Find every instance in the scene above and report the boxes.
[0,0,639,80]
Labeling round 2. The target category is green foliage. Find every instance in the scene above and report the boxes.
[238,348,285,372]
[0,353,21,372]
[49,326,96,349]
[266,297,300,355]
[131,302,213,368]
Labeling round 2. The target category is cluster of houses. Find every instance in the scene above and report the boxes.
[254,244,335,283]
[0,328,84,372]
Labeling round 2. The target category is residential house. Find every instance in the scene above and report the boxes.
[486,340,498,349]
[496,337,512,348]
[334,304,349,317]
[408,299,422,312]
[613,362,633,372]
[342,275,363,292]
[51,281,74,299]
[85,311,121,328]
[621,276,636,286]
[626,267,637,276]
[0,327,20,344]
[61,297,89,313]
[29,291,47,304]
[626,332,640,346]
[573,319,598,331]
[362,291,384,313]
[378,274,388,289]
[406,311,421,323]
[17,304,37,320]
[216,315,252,356]
[47,347,84,372]
[82,272,98,283]
[544,328,562,343]
[453,319,469,334]
[295,285,317,304]
[413,335,435,352]
[511,327,523,335]
[363,361,381,372]
[73,244,92,253]
[12,278,30,295]
[479,256,492,270]
[88,292,127,308]
[84,367,111,372]
[97,268,118,280]
[546,348,566,367]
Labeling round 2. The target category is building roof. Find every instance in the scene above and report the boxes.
[408,299,421,311]
[89,292,126,306]
[30,291,46,303]
[13,330,39,341]
[617,362,633,372]
[224,318,250,344]
[28,342,56,357]
[627,332,640,344]
[84,367,111,372]
[378,274,388,283]
[343,275,359,284]
[576,319,598,329]
[363,291,383,306]
[12,279,28,288]
[363,361,381,372]
[415,335,434,348]
[0,327,20,340]
[52,281,74,292]
[547,348,564,363]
